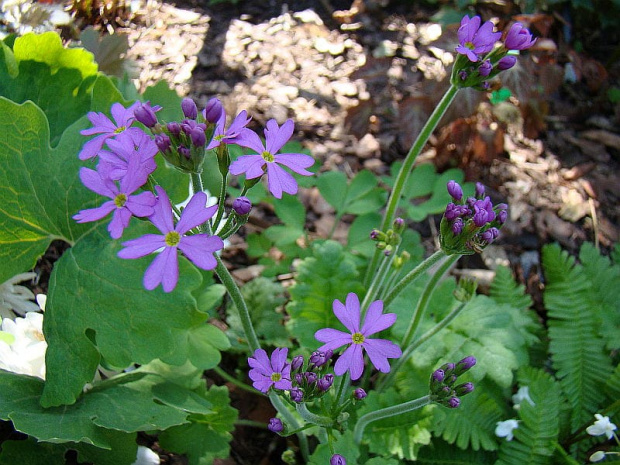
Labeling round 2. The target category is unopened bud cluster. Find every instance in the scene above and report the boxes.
[370,217,406,256]
[439,181,507,255]
[288,350,335,404]
[429,356,476,408]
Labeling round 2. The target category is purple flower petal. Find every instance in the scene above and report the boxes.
[251,375,273,393]
[273,153,314,175]
[178,235,223,270]
[361,304,397,336]
[249,349,272,376]
[271,347,289,373]
[229,155,266,179]
[81,112,115,135]
[79,134,110,160]
[108,208,132,239]
[79,167,117,198]
[274,378,293,391]
[335,344,364,380]
[364,339,402,373]
[149,187,175,234]
[175,192,218,234]
[233,128,265,154]
[266,163,297,199]
[143,246,179,292]
[73,201,116,223]
[265,119,294,154]
[125,191,157,218]
[315,328,351,348]
[118,234,166,259]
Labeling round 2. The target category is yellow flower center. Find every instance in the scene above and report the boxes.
[114,193,127,208]
[114,126,126,134]
[165,231,181,247]
[271,373,282,382]
[465,41,475,50]
[352,332,365,344]
[262,150,274,163]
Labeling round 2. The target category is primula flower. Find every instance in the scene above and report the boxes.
[587,414,618,439]
[248,347,293,393]
[79,102,142,160]
[98,130,158,183]
[504,22,536,51]
[74,156,157,239]
[206,110,252,150]
[229,119,314,199]
[495,419,519,441]
[118,187,224,292]
[456,16,501,62]
[314,293,401,380]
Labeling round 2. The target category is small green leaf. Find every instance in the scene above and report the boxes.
[317,171,347,212]
[274,194,306,229]
[309,430,360,464]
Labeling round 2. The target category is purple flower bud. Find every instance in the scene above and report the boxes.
[167,122,181,136]
[446,374,458,386]
[475,182,485,197]
[290,387,304,403]
[178,145,191,160]
[134,102,160,128]
[370,229,380,240]
[291,355,304,371]
[504,23,536,51]
[294,373,303,385]
[445,203,460,221]
[479,59,492,77]
[439,363,455,376]
[354,388,367,400]
[448,396,461,408]
[155,134,171,153]
[203,97,224,124]
[452,218,464,235]
[181,97,198,119]
[454,382,475,396]
[497,56,517,70]
[268,418,283,433]
[190,127,206,147]
[498,209,508,224]
[481,227,499,243]
[459,70,468,81]
[480,81,490,90]
[432,369,445,383]
[473,209,488,227]
[309,351,323,366]
[455,356,477,375]
[393,217,405,233]
[304,372,317,385]
[447,181,463,201]
[318,374,334,391]
[330,454,347,465]
[232,196,252,216]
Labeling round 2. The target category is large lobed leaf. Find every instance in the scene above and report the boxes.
[285,240,365,350]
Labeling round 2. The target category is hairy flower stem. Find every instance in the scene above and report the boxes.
[399,254,460,349]
[364,84,459,287]
[353,395,431,444]
[212,366,257,395]
[361,251,396,318]
[211,171,228,231]
[296,402,334,427]
[378,301,467,392]
[271,393,310,460]
[384,250,447,307]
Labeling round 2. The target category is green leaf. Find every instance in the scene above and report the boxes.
[417,438,496,464]
[159,385,238,465]
[542,244,613,431]
[0,438,66,465]
[309,430,360,464]
[496,367,561,465]
[286,241,365,349]
[0,99,99,284]
[274,194,306,229]
[317,170,347,212]
[41,223,207,407]
[318,170,386,217]
[358,388,433,461]
[348,212,382,257]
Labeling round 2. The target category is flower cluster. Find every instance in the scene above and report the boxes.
[439,181,508,255]
[429,356,476,408]
[370,217,406,257]
[453,16,536,90]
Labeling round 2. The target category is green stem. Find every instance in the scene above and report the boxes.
[235,419,269,429]
[271,393,310,460]
[400,254,459,349]
[212,366,257,395]
[296,403,334,427]
[364,84,459,287]
[353,395,431,444]
[379,300,467,392]
[384,250,447,307]
[211,171,228,231]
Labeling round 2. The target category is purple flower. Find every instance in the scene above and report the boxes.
[479,59,493,77]
[181,98,198,119]
[504,23,536,51]
[452,218,464,235]
[497,56,517,70]
[167,121,182,136]
[353,388,367,400]
[475,182,486,197]
[268,418,283,433]
[455,382,475,395]
[155,134,172,154]
[304,372,318,385]
[447,180,463,201]
[117,187,224,292]
[331,454,347,465]
[79,102,142,160]
[73,156,157,239]
[448,397,461,408]
[472,197,496,226]
[290,387,304,402]
[247,348,293,393]
[206,110,252,150]
[134,101,162,128]
[203,98,224,124]
[97,130,158,183]
[317,374,334,391]
[456,16,501,62]
[232,196,252,215]
[229,119,314,198]
[455,356,477,375]
[314,293,402,380]
[291,355,304,371]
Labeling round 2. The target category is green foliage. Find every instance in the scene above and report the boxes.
[542,243,614,431]
[226,277,289,349]
[159,385,238,465]
[381,162,472,222]
[309,430,360,464]
[357,389,433,461]
[496,367,561,465]
[286,240,365,349]
[416,438,496,464]
[318,170,387,217]
[0,438,66,465]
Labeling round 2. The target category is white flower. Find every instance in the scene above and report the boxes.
[495,419,519,441]
[589,451,606,462]
[512,386,535,410]
[0,272,40,318]
[0,311,47,379]
[132,446,160,465]
[587,414,618,440]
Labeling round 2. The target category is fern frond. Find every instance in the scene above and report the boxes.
[605,363,620,403]
[417,438,496,464]
[542,244,613,432]
[578,242,620,350]
[496,367,561,465]
[489,265,533,312]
